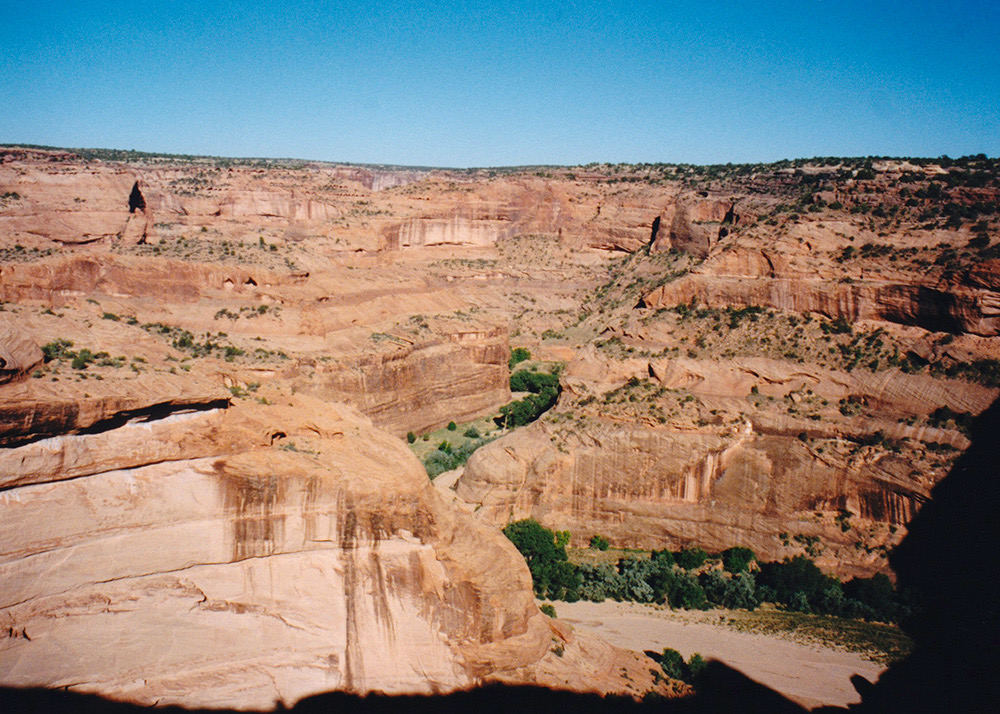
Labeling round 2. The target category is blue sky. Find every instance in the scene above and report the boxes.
[2,1,998,167]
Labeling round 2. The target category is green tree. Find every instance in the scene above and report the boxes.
[843,573,897,622]
[686,653,708,683]
[723,572,759,610]
[721,546,756,573]
[757,555,838,610]
[502,519,580,600]
[509,347,531,369]
[673,573,709,609]
[676,547,709,570]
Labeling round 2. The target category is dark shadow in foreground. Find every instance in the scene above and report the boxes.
[0,663,806,714]
[827,394,1000,713]
[5,397,1000,714]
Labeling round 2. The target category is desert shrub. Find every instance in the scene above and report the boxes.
[463,426,480,439]
[838,246,857,262]
[647,561,680,604]
[422,437,495,478]
[722,572,759,610]
[657,649,706,684]
[699,570,729,605]
[843,573,897,622]
[539,603,557,618]
[943,214,963,230]
[788,590,812,612]
[817,583,847,616]
[446,421,457,431]
[927,406,973,433]
[754,556,908,620]
[496,371,561,428]
[651,549,675,567]
[423,449,457,477]
[935,359,1000,388]
[589,534,610,550]
[844,598,878,620]
[510,370,559,393]
[687,653,708,683]
[659,648,687,682]
[617,558,656,603]
[577,563,623,602]
[721,546,756,573]
[406,431,416,444]
[41,339,74,361]
[71,348,96,370]
[756,584,778,603]
[672,571,709,609]
[968,234,991,250]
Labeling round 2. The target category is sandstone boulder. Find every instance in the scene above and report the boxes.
[0,317,42,385]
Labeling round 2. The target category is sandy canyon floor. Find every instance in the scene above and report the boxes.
[552,600,885,709]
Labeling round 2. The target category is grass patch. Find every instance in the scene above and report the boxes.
[407,414,504,479]
[718,605,913,665]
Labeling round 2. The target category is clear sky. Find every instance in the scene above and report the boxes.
[2,0,998,167]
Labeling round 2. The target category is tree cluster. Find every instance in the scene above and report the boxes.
[496,369,561,428]
[503,520,914,624]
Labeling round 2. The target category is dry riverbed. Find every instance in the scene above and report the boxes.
[549,599,897,709]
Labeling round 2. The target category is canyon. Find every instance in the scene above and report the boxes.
[2,146,998,707]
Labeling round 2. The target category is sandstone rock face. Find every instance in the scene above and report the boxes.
[0,253,510,437]
[0,391,660,707]
[455,419,910,575]
[384,213,514,248]
[0,159,137,244]
[293,324,511,436]
[643,275,1000,336]
[454,343,994,576]
[0,255,287,305]
[638,191,760,257]
[0,317,43,385]
[0,149,688,254]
